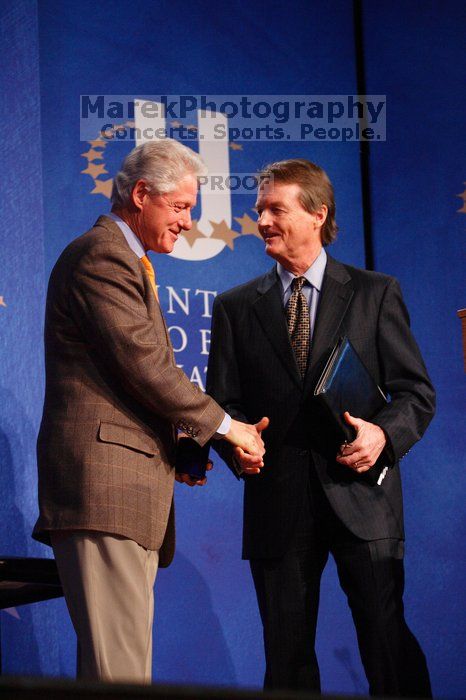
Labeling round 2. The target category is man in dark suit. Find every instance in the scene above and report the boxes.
[33,139,264,683]
[206,159,435,696]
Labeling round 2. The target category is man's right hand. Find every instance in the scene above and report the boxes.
[225,417,269,474]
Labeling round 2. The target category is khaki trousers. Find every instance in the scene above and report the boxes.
[51,531,159,684]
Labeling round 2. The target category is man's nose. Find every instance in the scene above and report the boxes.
[179,210,192,230]
[258,211,271,229]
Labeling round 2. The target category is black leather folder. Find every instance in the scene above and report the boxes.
[313,336,388,443]
[175,437,210,480]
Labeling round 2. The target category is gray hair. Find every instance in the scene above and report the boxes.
[111,139,207,208]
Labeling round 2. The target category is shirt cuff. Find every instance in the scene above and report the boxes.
[213,412,231,438]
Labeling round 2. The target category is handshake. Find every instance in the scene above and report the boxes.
[175,416,269,487]
[225,416,269,474]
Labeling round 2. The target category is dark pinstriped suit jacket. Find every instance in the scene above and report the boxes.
[33,216,224,565]
[206,256,435,559]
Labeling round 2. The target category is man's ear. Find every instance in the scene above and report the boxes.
[131,180,148,211]
[313,204,328,229]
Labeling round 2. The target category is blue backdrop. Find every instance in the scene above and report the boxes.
[0,0,464,696]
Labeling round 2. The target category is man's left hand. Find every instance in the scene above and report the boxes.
[175,460,213,487]
[336,411,386,473]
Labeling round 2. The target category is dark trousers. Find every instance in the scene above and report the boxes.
[250,470,432,696]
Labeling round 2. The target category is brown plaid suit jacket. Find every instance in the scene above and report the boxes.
[33,216,224,566]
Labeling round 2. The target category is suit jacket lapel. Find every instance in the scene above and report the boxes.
[95,215,172,346]
[305,255,354,390]
[253,267,302,388]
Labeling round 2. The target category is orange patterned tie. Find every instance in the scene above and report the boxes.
[286,276,310,377]
[140,255,159,301]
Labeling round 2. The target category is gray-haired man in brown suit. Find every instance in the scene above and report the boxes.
[33,139,266,684]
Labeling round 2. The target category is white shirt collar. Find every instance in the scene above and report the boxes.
[277,247,327,293]
[107,212,146,259]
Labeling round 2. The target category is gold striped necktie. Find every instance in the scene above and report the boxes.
[140,255,159,301]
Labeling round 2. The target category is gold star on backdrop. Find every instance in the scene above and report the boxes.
[457,184,466,213]
[81,148,104,162]
[81,163,108,178]
[229,142,243,151]
[91,179,113,198]
[187,124,197,131]
[234,212,261,238]
[170,120,182,128]
[209,220,240,250]
[0,297,6,307]
[182,221,207,247]
[88,139,107,149]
